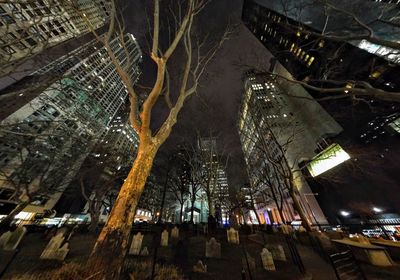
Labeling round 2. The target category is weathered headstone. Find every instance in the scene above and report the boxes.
[129,232,143,255]
[298,226,306,233]
[227,228,239,244]
[267,245,286,261]
[261,248,276,271]
[160,229,169,247]
[203,224,208,235]
[140,247,149,256]
[171,226,179,239]
[3,227,27,251]
[205,237,221,258]
[40,232,69,261]
[193,260,207,273]
[0,231,12,249]
[280,224,292,235]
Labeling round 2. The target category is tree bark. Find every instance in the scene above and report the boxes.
[86,144,158,279]
[157,172,169,224]
[190,197,195,223]
[179,202,184,223]
[206,192,214,217]
[88,203,101,234]
[289,188,312,231]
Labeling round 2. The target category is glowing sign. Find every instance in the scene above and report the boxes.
[307,144,350,177]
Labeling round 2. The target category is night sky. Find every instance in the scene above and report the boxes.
[124,0,274,190]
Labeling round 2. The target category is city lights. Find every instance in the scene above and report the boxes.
[340,210,350,217]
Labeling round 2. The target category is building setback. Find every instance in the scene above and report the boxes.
[0,33,141,219]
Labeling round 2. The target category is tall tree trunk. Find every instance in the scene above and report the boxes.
[88,202,101,233]
[269,183,286,223]
[179,202,184,223]
[190,196,195,223]
[86,144,157,279]
[289,188,312,231]
[206,192,214,216]
[157,172,169,224]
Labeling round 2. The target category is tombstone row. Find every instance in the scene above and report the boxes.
[0,227,27,251]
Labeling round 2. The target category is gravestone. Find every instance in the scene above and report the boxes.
[267,245,286,261]
[40,232,69,261]
[261,248,276,271]
[160,229,169,247]
[171,226,179,239]
[205,237,221,258]
[3,227,27,251]
[0,231,12,249]
[280,224,292,235]
[298,226,306,233]
[129,232,143,255]
[203,224,208,235]
[193,260,207,273]
[140,247,149,256]
[227,228,239,244]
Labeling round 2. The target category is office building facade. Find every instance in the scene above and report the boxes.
[0,0,110,67]
[242,0,400,224]
[238,71,343,226]
[0,33,141,220]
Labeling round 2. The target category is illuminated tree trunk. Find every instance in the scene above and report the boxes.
[87,143,158,279]
[179,202,184,223]
[206,192,214,217]
[289,188,312,232]
[190,196,196,223]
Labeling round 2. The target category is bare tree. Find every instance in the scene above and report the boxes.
[167,160,190,224]
[79,1,230,276]
[137,173,163,222]
[79,147,131,233]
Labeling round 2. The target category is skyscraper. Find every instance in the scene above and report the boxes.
[0,0,110,67]
[238,71,342,226]
[198,137,230,224]
[242,0,400,224]
[0,33,141,220]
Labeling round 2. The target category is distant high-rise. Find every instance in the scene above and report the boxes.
[0,33,141,219]
[198,137,230,224]
[0,0,110,67]
[238,71,342,226]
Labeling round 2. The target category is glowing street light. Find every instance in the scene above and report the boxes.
[372,207,383,213]
[340,210,350,217]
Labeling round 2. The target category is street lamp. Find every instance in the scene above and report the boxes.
[340,210,350,217]
[372,207,383,213]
